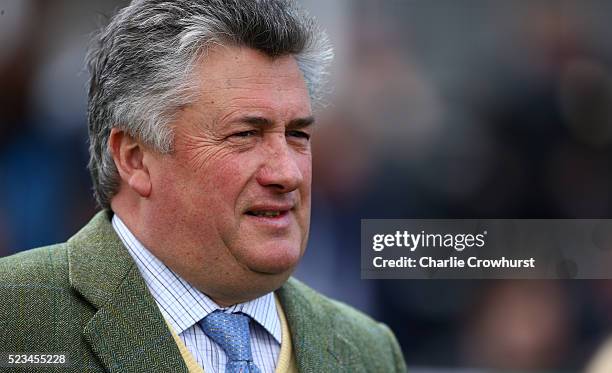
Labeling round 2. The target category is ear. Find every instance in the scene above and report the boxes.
[108,128,152,198]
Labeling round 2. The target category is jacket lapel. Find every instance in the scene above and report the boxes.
[67,210,187,373]
[276,278,362,372]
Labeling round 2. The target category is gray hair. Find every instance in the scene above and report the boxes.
[87,0,333,208]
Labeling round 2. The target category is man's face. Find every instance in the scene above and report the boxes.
[142,46,313,304]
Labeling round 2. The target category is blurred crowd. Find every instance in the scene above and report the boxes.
[3,0,612,371]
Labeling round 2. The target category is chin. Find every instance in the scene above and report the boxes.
[241,242,304,275]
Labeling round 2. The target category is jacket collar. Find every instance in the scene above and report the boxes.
[276,278,361,371]
[67,210,188,372]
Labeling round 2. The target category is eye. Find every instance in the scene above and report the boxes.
[287,130,311,140]
[231,130,258,138]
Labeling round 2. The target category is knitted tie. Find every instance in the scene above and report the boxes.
[200,310,261,373]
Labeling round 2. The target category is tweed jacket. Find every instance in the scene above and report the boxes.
[0,210,407,372]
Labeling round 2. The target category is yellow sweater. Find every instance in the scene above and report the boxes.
[165,296,298,373]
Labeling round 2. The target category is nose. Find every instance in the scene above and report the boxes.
[256,134,304,193]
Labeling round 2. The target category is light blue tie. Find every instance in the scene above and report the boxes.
[200,311,261,373]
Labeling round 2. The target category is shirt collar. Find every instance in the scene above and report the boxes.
[111,213,282,343]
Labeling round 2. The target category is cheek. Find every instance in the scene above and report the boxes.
[296,155,312,225]
[174,144,247,197]
[149,158,187,202]
[192,156,253,214]
[299,154,313,191]
[207,155,252,191]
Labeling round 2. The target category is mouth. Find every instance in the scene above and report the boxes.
[244,204,294,227]
[246,210,285,218]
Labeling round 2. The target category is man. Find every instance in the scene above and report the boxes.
[0,0,407,372]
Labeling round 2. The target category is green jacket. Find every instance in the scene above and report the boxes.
[0,210,407,372]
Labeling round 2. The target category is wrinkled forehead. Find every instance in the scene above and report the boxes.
[195,46,307,87]
[191,46,312,113]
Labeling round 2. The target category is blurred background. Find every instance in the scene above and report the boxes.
[2,0,612,371]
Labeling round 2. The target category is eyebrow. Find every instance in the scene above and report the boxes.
[240,115,316,129]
